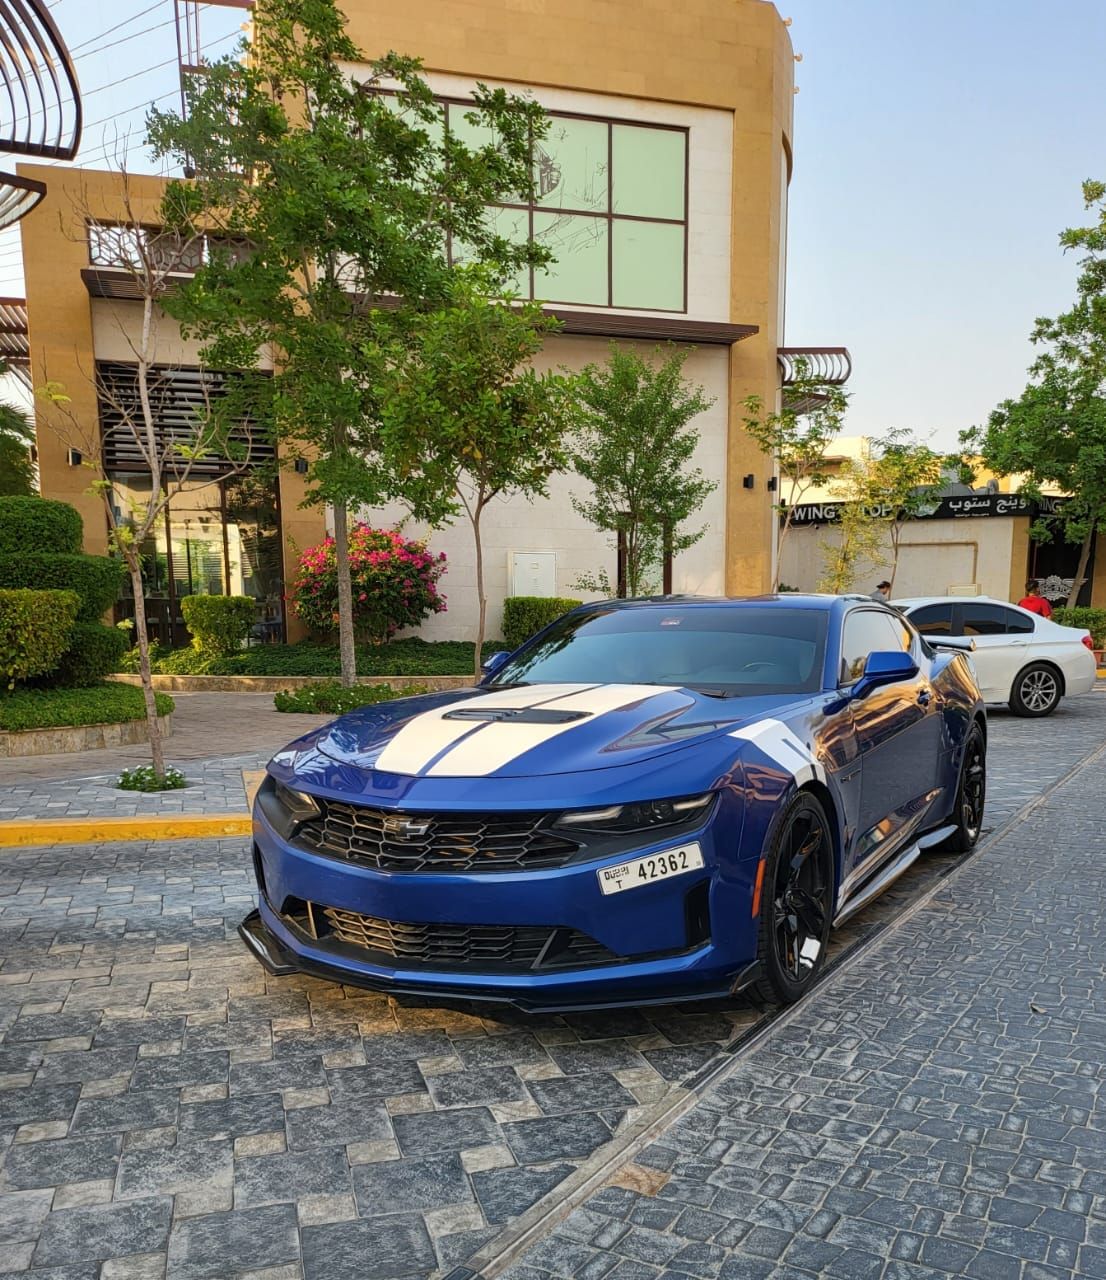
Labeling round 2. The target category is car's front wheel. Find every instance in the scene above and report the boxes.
[1009,663,1062,717]
[751,792,834,1005]
[940,721,986,853]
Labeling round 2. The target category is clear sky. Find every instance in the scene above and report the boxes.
[783,0,1106,449]
[2,0,1104,451]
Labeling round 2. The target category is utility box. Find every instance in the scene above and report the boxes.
[510,550,556,598]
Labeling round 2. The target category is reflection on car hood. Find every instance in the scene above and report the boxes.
[315,682,803,778]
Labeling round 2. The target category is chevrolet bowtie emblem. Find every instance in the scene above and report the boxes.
[381,815,431,839]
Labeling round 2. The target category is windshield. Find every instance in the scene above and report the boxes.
[489,605,828,697]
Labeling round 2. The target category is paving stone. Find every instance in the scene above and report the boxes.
[0,1085,79,1129]
[452,1033,551,1070]
[178,1092,284,1140]
[426,1065,530,1110]
[392,1106,500,1155]
[117,1136,232,1198]
[472,1163,577,1223]
[33,1198,172,1266]
[285,1098,392,1151]
[234,1147,352,1208]
[527,1072,637,1116]
[130,1051,228,1091]
[351,1152,472,1216]
[300,1214,435,1280]
[70,1090,178,1135]
[326,1059,425,1100]
[0,1188,53,1243]
[0,1135,120,1191]
[165,1203,298,1279]
[502,1112,612,1164]
[35,1048,137,1084]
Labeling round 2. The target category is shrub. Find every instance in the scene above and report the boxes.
[51,622,129,687]
[0,683,173,731]
[0,495,82,556]
[1053,606,1106,648]
[181,594,257,656]
[502,596,582,651]
[0,588,78,687]
[273,681,430,714]
[291,525,447,644]
[0,552,123,621]
[118,764,187,791]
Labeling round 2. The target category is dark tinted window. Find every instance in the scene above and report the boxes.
[488,605,829,696]
[840,610,911,684]
[962,603,1035,636]
[908,603,954,635]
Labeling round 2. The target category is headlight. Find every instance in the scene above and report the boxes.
[275,783,320,824]
[554,793,714,835]
[257,778,322,840]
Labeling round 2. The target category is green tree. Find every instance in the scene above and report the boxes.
[570,345,714,598]
[817,458,886,594]
[743,358,846,591]
[0,364,35,497]
[381,275,578,680]
[864,431,945,592]
[147,0,549,686]
[966,179,1106,606]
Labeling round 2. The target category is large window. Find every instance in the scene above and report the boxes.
[441,101,688,313]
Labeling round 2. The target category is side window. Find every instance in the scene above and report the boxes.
[962,603,1023,636]
[907,604,955,636]
[1001,607,1035,635]
[840,611,911,684]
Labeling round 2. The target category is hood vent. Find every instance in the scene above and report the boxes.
[442,707,589,724]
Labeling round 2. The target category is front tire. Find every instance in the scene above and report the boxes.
[940,721,986,853]
[751,792,834,1006]
[1009,663,1061,717]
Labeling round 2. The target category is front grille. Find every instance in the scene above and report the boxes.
[297,802,580,873]
[316,904,616,971]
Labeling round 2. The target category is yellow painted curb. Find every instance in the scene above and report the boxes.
[0,814,252,848]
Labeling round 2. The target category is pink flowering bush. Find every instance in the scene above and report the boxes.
[291,525,447,644]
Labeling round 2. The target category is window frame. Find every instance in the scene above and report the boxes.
[839,607,917,687]
[958,602,1036,638]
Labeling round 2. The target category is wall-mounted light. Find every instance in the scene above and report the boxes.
[294,458,308,474]
[742,474,756,490]
[767,476,778,492]
[66,448,82,467]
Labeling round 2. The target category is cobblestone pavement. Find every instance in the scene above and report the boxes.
[0,699,1101,1277]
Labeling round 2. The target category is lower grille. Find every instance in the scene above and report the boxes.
[313,904,617,972]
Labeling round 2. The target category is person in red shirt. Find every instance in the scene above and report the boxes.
[1017,580,1053,618]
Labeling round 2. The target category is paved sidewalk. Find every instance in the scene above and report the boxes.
[501,746,1106,1280]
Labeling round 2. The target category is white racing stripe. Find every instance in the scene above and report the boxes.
[374,684,598,777]
[729,717,827,786]
[425,682,673,778]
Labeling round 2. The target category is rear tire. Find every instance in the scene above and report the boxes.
[939,721,986,853]
[1009,663,1061,717]
[750,792,834,1006]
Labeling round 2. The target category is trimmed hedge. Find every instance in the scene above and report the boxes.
[0,587,78,686]
[0,683,174,732]
[149,637,505,677]
[50,622,128,687]
[0,496,82,556]
[1053,606,1106,649]
[0,552,123,622]
[502,596,582,651]
[273,681,429,715]
[181,594,256,656]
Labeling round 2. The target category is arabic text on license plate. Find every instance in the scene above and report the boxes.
[597,842,704,896]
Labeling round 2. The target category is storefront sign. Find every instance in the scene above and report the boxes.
[785,493,1069,526]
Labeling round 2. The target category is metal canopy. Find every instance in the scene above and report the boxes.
[0,294,29,387]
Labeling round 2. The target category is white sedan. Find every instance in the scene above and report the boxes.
[895,596,1097,717]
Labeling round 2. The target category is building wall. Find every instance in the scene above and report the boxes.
[358,335,730,640]
[780,517,1032,603]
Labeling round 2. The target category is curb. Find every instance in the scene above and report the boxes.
[0,813,251,848]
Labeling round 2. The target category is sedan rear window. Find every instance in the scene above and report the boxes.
[488,606,829,696]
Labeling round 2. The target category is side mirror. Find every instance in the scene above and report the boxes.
[850,649,919,700]
[480,651,510,680]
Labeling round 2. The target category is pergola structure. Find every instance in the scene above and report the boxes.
[0,0,82,229]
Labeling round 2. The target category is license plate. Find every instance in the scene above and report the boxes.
[597,842,704,895]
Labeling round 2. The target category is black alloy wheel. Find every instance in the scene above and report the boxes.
[941,721,986,853]
[752,792,834,1005]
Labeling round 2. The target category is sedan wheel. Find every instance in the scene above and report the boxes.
[1010,663,1061,717]
[752,793,833,1005]
[940,722,986,853]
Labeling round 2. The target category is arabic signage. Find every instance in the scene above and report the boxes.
[785,493,1069,526]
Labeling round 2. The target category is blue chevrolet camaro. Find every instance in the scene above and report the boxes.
[241,595,986,1009]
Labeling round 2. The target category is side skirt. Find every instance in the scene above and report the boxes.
[833,824,957,927]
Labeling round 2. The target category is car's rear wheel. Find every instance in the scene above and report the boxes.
[1009,663,1062,717]
[751,792,833,1005]
[940,721,986,853]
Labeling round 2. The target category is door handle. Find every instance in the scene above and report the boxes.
[917,688,932,706]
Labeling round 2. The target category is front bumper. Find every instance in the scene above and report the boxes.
[246,796,761,1011]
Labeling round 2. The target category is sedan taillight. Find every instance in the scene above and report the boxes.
[1081,634,1094,651]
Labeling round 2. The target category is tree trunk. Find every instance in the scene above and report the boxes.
[1067,527,1094,608]
[887,523,901,593]
[332,499,357,689]
[126,551,166,780]
[774,510,793,592]
[471,506,486,684]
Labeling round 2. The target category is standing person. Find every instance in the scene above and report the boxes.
[870,580,892,604]
[1017,580,1053,618]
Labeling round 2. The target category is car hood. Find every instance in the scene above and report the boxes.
[313,682,806,779]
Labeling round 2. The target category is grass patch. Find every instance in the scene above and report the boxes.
[147,637,504,678]
[0,684,175,732]
[274,681,431,715]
